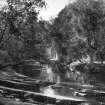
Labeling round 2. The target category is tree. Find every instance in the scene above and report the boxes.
[0,0,48,67]
[51,0,105,64]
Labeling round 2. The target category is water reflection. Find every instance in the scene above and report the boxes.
[40,83,105,105]
[41,85,81,97]
[41,64,61,83]
[40,85,98,105]
[41,86,55,96]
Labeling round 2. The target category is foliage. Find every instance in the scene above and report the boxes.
[0,0,49,63]
[51,0,105,63]
[0,0,105,84]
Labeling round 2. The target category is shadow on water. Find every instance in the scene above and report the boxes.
[38,64,105,105]
[12,57,105,105]
[1,64,105,105]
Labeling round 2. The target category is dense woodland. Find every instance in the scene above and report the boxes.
[0,0,105,104]
[0,0,105,79]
